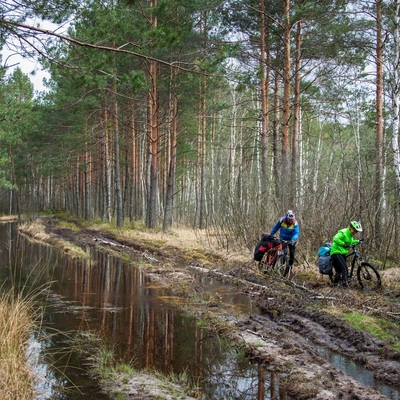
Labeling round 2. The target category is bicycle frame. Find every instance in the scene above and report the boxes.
[341,243,381,290]
[258,237,292,277]
[344,247,361,279]
[265,243,283,266]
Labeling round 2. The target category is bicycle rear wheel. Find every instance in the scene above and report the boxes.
[357,262,381,290]
[259,248,277,274]
[258,256,266,272]
[276,254,290,277]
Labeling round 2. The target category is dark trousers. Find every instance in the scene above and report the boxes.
[331,253,348,282]
[283,243,296,266]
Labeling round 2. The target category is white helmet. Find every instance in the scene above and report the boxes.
[286,210,295,221]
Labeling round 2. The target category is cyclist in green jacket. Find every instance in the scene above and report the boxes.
[331,221,363,287]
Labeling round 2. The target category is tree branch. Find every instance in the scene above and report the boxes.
[0,18,196,74]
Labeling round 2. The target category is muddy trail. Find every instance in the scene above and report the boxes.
[23,217,400,399]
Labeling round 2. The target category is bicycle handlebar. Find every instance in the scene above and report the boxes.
[268,236,296,245]
[348,240,365,249]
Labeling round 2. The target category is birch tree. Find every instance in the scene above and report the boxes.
[390,0,400,197]
[375,0,384,242]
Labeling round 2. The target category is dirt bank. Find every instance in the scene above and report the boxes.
[20,216,400,399]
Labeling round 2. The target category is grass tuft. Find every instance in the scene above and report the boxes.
[0,291,37,400]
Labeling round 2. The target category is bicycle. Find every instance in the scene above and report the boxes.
[330,242,382,290]
[258,237,292,277]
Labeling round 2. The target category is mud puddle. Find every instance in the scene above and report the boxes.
[2,222,293,399]
[317,346,399,399]
[14,217,400,399]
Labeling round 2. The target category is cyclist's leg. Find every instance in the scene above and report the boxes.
[281,242,288,258]
[288,243,295,267]
[331,254,348,285]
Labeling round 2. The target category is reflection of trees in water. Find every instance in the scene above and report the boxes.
[2,222,280,399]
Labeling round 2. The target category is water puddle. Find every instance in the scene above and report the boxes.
[1,221,398,399]
[0,222,290,399]
[316,347,399,400]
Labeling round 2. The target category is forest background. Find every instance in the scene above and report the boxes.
[0,0,400,266]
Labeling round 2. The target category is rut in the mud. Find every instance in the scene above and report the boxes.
[38,217,400,399]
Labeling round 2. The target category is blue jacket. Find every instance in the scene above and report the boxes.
[270,217,300,241]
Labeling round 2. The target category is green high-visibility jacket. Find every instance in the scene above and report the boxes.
[330,227,360,255]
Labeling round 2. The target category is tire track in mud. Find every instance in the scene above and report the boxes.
[41,217,400,399]
[276,307,400,388]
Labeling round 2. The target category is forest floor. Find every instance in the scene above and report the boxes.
[19,215,400,400]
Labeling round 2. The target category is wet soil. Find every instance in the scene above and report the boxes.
[26,217,400,399]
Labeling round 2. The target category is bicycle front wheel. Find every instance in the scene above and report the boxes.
[357,262,381,290]
[276,254,290,277]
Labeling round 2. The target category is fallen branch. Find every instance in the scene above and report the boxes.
[141,250,158,262]
[246,329,266,340]
[94,238,124,247]
[310,296,336,300]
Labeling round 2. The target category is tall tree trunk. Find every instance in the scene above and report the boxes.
[210,97,216,216]
[195,81,201,227]
[375,0,384,244]
[229,87,237,199]
[199,74,207,229]
[112,77,124,227]
[84,148,90,220]
[104,104,113,223]
[146,58,159,228]
[146,0,159,229]
[129,98,137,222]
[260,0,270,201]
[291,19,302,208]
[281,0,291,208]
[163,66,178,231]
[273,71,281,200]
[8,146,21,222]
[392,0,400,199]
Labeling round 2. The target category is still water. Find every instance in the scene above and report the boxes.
[2,222,398,399]
[0,222,287,399]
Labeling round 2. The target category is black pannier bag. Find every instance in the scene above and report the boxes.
[254,233,277,261]
[318,255,332,275]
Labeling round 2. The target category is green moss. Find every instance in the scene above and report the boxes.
[58,220,79,232]
[342,312,400,352]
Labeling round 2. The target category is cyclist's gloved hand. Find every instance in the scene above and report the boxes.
[343,244,350,248]
[359,238,365,244]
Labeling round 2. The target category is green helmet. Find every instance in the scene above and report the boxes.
[350,221,362,232]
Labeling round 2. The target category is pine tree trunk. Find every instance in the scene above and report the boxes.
[273,72,281,200]
[375,0,384,244]
[146,58,159,228]
[146,0,159,229]
[163,67,178,231]
[291,20,302,208]
[199,74,207,229]
[129,99,137,222]
[260,0,270,201]
[393,0,400,198]
[104,105,113,223]
[112,79,124,227]
[281,0,291,208]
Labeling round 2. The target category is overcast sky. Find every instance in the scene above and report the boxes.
[2,48,49,93]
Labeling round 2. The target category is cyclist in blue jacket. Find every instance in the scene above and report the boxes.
[269,210,300,269]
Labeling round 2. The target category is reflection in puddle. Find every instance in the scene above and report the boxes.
[1,222,290,399]
[316,346,399,399]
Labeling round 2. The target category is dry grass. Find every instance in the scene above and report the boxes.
[0,291,37,400]
[19,220,89,258]
[380,267,400,291]
[114,224,252,263]
[19,220,52,243]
